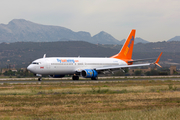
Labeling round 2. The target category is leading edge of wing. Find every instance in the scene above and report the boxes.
[128,58,156,63]
[95,63,151,71]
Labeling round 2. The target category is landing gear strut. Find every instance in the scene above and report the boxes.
[72,75,79,80]
[36,74,42,81]
[91,77,98,80]
[38,77,42,81]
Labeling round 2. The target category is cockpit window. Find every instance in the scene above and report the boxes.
[32,62,39,65]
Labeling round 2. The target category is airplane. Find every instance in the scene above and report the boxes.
[27,29,163,81]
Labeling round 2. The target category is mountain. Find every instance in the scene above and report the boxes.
[0,41,118,68]
[167,36,180,42]
[0,41,180,69]
[99,41,180,66]
[119,37,149,44]
[101,41,180,53]
[0,19,92,43]
[134,37,149,44]
[0,19,120,44]
[0,19,149,45]
[92,31,121,44]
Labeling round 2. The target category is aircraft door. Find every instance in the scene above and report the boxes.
[45,59,50,69]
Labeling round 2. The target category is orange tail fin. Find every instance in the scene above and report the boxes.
[111,29,136,63]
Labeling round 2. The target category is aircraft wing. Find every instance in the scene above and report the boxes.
[96,52,163,71]
[75,63,151,73]
[95,63,151,71]
[128,58,156,63]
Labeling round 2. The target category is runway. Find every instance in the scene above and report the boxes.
[0,76,180,84]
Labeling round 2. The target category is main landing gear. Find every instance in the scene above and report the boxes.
[72,75,79,80]
[91,77,98,80]
[38,77,42,81]
[72,76,98,80]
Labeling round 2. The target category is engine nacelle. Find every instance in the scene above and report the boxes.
[49,75,65,78]
[81,69,98,78]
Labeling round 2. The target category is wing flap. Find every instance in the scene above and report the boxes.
[95,63,151,71]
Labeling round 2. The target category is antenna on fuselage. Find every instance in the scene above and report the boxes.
[43,54,46,58]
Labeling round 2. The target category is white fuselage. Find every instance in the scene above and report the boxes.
[27,57,127,75]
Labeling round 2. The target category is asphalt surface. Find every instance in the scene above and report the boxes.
[0,76,180,84]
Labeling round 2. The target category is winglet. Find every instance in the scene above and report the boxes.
[154,52,163,67]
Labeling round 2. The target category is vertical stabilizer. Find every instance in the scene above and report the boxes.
[111,29,136,63]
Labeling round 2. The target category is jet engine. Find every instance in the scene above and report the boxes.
[81,69,98,78]
[49,75,65,78]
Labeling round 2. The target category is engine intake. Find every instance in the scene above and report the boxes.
[81,69,98,78]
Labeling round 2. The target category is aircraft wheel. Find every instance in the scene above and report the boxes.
[72,76,79,80]
[38,77,42,81]
[91,77,98,80]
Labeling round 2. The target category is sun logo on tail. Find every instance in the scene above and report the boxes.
[124,36,134,56]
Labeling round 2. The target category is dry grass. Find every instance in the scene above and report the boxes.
[0,80,180,119]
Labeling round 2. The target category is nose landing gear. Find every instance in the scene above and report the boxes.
[36,74,42,81]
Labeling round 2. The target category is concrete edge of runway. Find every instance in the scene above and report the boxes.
[0,75,179,84]
[0,75,180,81]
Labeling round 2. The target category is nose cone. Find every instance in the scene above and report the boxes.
[27,65,34,73]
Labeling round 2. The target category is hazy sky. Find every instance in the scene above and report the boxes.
[0,0,179,42]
